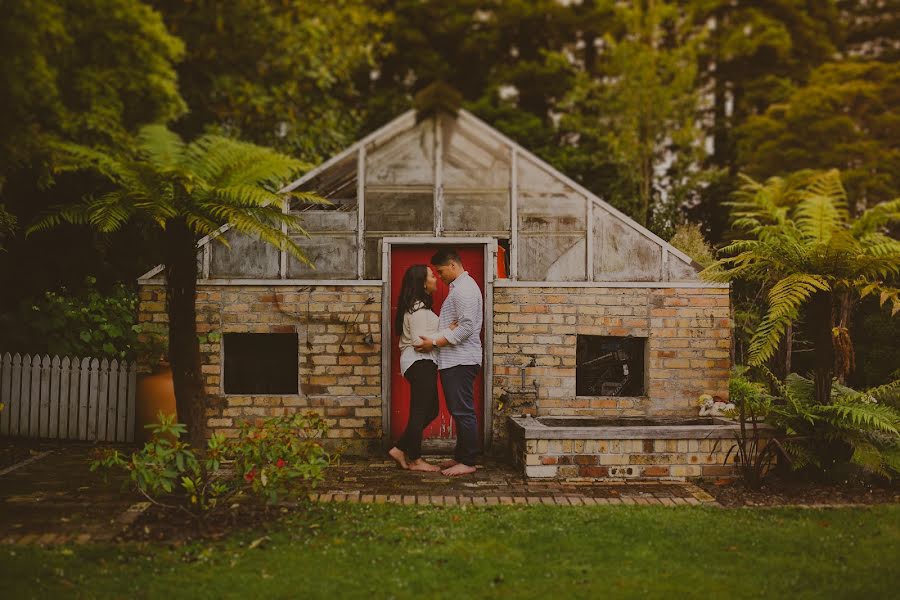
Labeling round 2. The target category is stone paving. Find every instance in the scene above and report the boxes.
[312,455,719,507]
[0,446,718,547]
[0,444,143,547]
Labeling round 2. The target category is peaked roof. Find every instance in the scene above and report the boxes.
[139,109,697,281]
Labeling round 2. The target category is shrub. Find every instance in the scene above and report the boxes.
[722,367,781,489]
[770,374,900,480]
[0,276,145,360]
[92,411,333,518]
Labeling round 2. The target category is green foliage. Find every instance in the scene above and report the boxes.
[704,170,900,367]
[0,205,15,250]
[92,412,333,516]
[669,222,717,268]
[230,412,331,505]
[768,372,900,479]
[738,61,900,209]
[29,124,318,263]
[0,0,185,189]
[558,1,713,233]
[152,0,388,163]
[722,367,779,489]
[0,276,144,360]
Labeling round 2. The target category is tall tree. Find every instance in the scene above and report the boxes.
[0,0,186,305]
[0,0,186,190]
[557,0,709,234]
[688,0,842,242]
[737,60,900,211]
[29,126,320,446]
[151,0,388,163]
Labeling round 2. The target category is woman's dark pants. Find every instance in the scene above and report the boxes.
[395,359,439,461]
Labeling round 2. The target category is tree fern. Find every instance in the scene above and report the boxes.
[749,274,829,365]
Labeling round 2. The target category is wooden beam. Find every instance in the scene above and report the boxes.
[357,146,366,279]
[586,195,594,281]
[433,115,443,236]
[510,146,519,280]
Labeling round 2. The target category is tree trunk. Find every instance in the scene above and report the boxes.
[808,291,834,405]
[772,321,792,381]
[165,217,206,448]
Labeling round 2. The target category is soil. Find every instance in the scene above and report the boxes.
[697,473,900,507]
[120,499,306,545]
[0,439,60,470]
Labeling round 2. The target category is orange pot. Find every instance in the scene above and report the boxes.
[136,364,176,443]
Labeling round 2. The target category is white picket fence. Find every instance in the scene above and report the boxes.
[0,353,136,442]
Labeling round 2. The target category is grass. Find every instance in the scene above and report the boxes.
[1,504,898,599]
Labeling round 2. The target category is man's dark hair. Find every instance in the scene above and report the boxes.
[431,248,462,267]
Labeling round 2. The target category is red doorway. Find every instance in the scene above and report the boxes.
[389,245,485,444]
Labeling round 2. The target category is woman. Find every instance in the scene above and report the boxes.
[388,264,455,471]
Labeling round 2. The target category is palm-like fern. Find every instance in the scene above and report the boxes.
[28,125,325,445]
[31,124,324,261]
[773,373,900,478]
[702,170,900,391]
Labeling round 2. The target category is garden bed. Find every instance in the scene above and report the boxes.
[697,474,900,507]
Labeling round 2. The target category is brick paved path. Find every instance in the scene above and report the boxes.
[0,443,143,546]
[0,447,719,547]
[312,455,718,507]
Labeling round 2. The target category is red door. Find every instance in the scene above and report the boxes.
[390,245,485,443]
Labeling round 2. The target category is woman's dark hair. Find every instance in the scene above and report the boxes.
[395,264,434,331]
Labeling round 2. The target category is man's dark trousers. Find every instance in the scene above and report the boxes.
[439,364,481,466]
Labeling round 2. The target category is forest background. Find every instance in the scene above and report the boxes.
[1,0,897,389]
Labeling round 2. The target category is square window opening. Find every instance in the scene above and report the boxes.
[576,335,646,396]
[224,333,299,395]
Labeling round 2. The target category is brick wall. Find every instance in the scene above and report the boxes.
[492,286,731,418]
[137,284,382,454]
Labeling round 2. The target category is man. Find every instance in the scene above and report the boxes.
[414,248,483,476]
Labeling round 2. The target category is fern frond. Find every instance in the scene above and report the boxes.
[817,402,900,435]
[136,125,186,169]
[748,274,830,365]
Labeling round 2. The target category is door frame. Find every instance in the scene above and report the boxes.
[381,237,497,451]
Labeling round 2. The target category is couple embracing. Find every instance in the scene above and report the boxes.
[388,248,483,477]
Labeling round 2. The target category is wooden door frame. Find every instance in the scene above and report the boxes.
[381,237,497,451]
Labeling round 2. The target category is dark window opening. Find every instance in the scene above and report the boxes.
[224,333,298,394]
[576,335,646,396]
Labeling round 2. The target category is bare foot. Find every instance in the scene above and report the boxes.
[408,459,441,472]
[442,463,477,477]
[438,459,459,469]
[388,446,408,470]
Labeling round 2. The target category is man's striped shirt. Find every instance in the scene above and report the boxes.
[437,271,483,370]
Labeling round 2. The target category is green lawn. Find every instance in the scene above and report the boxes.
[2,504,898,599]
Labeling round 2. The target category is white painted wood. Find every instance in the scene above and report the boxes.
[87,358,99,441]
[49,355,61,438]
[381,241,391,446]
[10,354,23,436]
[494,280,730,289]
[126,362,137,442]
[141,278,383,287]
[662,248,669,281]
[434,114,443,236]
[37,355,51,437]
[202,244,210,279]
[483,240,495,449]
[381,236,496,246]
[59,356,80,440]
[58,357,70,438]
[357,146,366,279]
[106,359,119,441]
[587,197,594,281]
[0,352,11,435]
[78,357,90,440]
[280,199,288,280]
[28,355,41,436]
[510,146,519,280]
[116,360,129,442]
[96,359,109,442]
